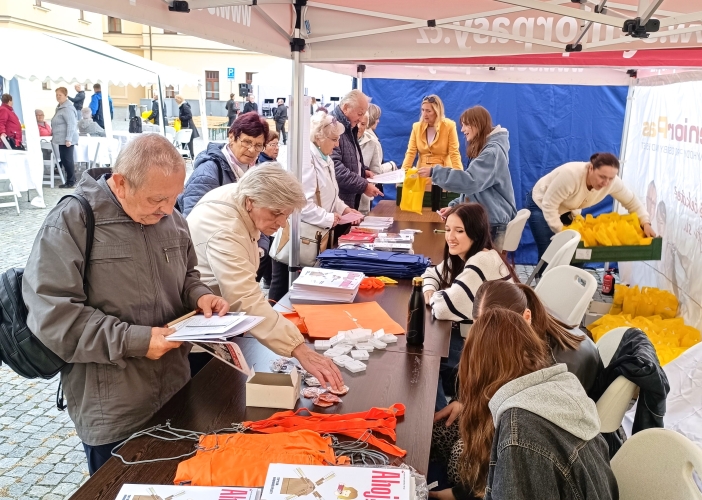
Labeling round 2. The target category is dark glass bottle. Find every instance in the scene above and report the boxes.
[431,184,442,212]
[407,277,425,346]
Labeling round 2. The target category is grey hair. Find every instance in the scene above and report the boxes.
[112,134,185,190]
[339,89,371,109]
[234,162,306,212]
[35,109,44,116]
[81,108,92,119]
[310,111,344,143]
[367,103,382,128]
[175,94,184,104]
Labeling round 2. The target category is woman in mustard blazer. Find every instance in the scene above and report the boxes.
[401,95,463,171]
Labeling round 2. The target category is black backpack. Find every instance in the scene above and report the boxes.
[129,116,142,133]
[0,194,94,406]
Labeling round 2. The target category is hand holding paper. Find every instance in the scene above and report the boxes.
[338,211,364,225]
[368,169,406,184]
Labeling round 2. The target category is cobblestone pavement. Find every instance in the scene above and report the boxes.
[0,177,606,500]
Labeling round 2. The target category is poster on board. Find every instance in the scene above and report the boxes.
[620,76,702,331]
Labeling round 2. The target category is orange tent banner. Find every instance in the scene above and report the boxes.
[292,301,405,339]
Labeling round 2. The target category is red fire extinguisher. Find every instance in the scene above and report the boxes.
[602,269,615,296]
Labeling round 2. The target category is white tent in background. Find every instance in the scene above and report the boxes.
[0,28,204,207]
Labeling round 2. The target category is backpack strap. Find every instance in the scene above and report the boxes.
[218,163,223,186]
[59,194,95,292]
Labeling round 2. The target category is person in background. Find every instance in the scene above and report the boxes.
[22,134,230,475]
[68,84,85,112]
[89,83,113,130]
[77,108,105,137]
[186,164,345,390]
[36,109,52,137]
[331,89,382,210]
[147,93,167,126]
[258,130,279,163]
[316,106,328,114]
[430,280,602,495]
[402,95,462,172]
[225,93,238,127]
[273,98,288,145]
[527,152,656,262]
[358,104,396,213]
[419,105,516,252]
[421,203,517,413]
[243,94,258,114]
[178,112,269,217]
[52,87,79,189]
[428,309,617,500]
[268,112,363,303]
[175,95,199,159]
[0,94,23,150]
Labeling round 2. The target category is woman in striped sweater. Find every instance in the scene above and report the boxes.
[422,203,517,412]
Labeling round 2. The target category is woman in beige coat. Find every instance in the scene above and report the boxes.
[187,163,343,389]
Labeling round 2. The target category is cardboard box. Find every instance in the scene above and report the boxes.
[246,367,300,409]
[583,301,612,328]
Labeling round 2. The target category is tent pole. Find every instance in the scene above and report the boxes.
[198,80,209,149]
[288,0,307,289]
[615,78,636,215]
[100,80,114,143]
[157,76,166,137]
[356,65,365,93]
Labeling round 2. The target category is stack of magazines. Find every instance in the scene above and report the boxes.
[373,232,414,253]
[290,267,365,303]
[358,216,393,231]
[166,312,264,342]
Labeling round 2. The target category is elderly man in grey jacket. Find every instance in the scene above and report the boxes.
[331,90,382,210]
[22,134,229,475]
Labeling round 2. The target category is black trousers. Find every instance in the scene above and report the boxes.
[269,259,291,303]
[58,144,76,185]
[276,120,287,144]
[227,115,236,127]
[82,439,123,475]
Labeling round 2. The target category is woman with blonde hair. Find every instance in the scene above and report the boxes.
[419,105,516,251]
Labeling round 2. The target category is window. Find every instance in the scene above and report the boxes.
[165,85,179,98]
[34,0,41,6]
[108,17,122,33]
[42,82,51,91]
[246,72,255,85]
[79,10,85,20]
[205,71,219,100]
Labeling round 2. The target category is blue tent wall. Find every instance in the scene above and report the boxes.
[363,78,628,264]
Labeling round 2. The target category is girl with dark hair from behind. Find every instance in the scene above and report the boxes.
[429,309,617,500]
[421,203,518,413]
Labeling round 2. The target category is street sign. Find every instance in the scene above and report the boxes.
[227,68,235,79]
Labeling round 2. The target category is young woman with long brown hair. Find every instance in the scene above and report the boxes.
[430,309,616,500]
[418,105,516,251]
[421,203,518,413]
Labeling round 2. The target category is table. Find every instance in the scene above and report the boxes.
[74,137,120,165]
[371,200,444,223]
[69,336,441,500]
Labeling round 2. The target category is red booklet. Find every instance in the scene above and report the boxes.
[338,230,377,244]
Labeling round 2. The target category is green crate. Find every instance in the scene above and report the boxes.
[395,186,460,208]
[571,237,663,263]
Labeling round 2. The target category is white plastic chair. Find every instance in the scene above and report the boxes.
[502,208,530,262]
[174,129,193,160]
[595,327,640,433]
[611,428,702,500]
[41,140,65,188]
[534,265,597,326]
[526,229,581,285]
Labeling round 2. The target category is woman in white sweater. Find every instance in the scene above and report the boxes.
[422,202,517,412]
[527,152,656,260]
[268,112,363,302]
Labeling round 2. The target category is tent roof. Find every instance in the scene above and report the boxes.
[44,1,702,64]
[0,29,199,87]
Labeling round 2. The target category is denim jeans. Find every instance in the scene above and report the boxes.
[83,440,123,475]
[435,325,466,412]
[525,190,555,262]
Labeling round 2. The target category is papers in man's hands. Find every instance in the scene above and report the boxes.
[166,312,265,342]
[337,211,364,225]
[194,341,252,376]
[290,267,364,303]
[368,168,406,184]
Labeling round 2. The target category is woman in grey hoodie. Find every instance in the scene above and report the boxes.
[429,308,617,500]
[419,106,516,251]
[51,87,79,188]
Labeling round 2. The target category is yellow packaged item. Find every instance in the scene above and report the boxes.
[566,212,652,247]
[400,168,427,215]
[173,118,182,132]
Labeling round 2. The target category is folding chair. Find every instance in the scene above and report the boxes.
[41,140,65,188]
[174,129,194,161]
[534,265,597,326]
[0,136,21,214]
[526,229,581,285]
[595,327,640,433]
[611,428,702,500]
[501,208,530,264]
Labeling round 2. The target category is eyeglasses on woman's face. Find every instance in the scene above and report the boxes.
[238,138,265,152]
[268,141,280,149]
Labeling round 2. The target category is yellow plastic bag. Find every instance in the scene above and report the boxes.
[173,118,182,132]
[141,110,154,124]
[400,168,427,215]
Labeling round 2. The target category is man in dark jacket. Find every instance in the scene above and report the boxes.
[89,84,113,130]
[68,84,85,112]
[273,98,288,145]
[147,94,167,126]
[331,90,382,209]
[243,94,258,114]
[225,93,238,127]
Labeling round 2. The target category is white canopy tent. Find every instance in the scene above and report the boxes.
[42,0,702,270]
[0,28,204,206]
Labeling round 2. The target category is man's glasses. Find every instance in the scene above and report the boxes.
[422,96,437,104]
[239,138,265,152]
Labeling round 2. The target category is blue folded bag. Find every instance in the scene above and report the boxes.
[316,249,431,279]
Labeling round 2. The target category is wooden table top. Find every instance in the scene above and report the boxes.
[69,337,440,500]
[371,200,444,223]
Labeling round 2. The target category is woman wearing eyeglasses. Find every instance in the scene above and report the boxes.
[401,95,463,172]
[177,111,269,217]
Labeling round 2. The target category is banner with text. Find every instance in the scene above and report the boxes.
[620,77,702,330]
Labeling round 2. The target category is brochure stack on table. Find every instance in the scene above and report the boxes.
[290,267,364,303]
